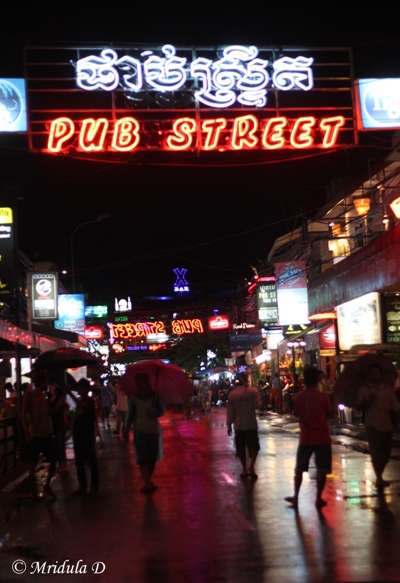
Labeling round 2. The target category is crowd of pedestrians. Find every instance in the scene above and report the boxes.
[3,359,398,506]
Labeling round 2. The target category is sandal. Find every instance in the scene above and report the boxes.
[284,496,298,507]
[240,472,249,479]
[248,470,258,479]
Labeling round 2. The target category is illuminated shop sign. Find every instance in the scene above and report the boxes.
[256,280,278,323]
[31,272,58,320]
[172,319,204,334]
[110,321,166,339]
[0,79,27,132]
[25,45,355,157]
[336,292,382,351]
[0,208,15,299]
[85,305,108,318]
[114,297,132,312]
[173,268,190,292]
[355,79,400,129]
[84,325,104,339]
[208,315,230,330]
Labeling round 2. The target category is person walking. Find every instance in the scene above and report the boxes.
[68,378,99,495]
[127,373,165,493]
[227,373,260,479]
[284,367,333,508]
[21,370,57,498]
[355,362,400,489]
[109,379,128,435]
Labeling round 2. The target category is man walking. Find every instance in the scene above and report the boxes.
[227,373,260,479]
[284,367,332,508]
[355,362,400,489]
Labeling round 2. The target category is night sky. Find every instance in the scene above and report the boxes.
[1,1,399,303]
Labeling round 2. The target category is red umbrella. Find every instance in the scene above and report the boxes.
[119,360,194,405]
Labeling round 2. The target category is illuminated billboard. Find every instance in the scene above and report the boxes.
[0,79,27,132]
[355,79,400,130]
[0,208,15,299]
[337,292,382,351]
[275,261,309,326]
[31,272,58,319]
[54,294,85,334]
[25,45,356,160]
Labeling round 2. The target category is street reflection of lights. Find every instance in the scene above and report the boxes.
[341,458,347,465]
[221,473,234,484]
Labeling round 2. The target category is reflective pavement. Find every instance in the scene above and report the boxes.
[1,407,400,582]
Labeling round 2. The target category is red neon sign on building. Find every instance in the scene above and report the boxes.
[208,315,230,330]
[47,115,345,153]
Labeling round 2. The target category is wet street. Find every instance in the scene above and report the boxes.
[1,407,400,583]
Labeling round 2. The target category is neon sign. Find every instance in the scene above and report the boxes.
[47,115,344,153]
[172,319,204,335]
[84,326,104,339]
[26,44,356,157]
[173,268,190,292]
[208,315,230,330]
[76,45,313,109]
[110,321,166,339]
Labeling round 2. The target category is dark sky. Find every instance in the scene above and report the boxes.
[1,1,400,303]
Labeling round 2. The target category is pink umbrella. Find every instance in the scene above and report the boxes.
[119,360,194,405]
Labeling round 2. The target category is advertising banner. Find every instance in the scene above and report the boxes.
[355,79,400,130]
[32,272,58,319]
[256,280,278,323]
[337,292,382,351]
[275,261,309,326]
[319,324,336,350]
[0,208,14,299]
[54,294,85,334]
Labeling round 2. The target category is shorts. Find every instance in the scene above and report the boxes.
[134,430,159,466]
[29,435,56,465]
[101,406,110,420]
[234,429,260,458]
[295,443,332,474]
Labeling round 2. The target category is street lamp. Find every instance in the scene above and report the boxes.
[70,213,111,293]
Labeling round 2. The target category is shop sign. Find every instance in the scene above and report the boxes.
[31,272,58,320]
[84,325,104,339]
[85,305,108,318]
[275,261,310,326]
[256,280,277,323]
[282,323,310,337]
[382,293,400,344]
[25,45,355,158]
[171,319,204,335]
[173,268,189,292]
[0,208,15,299]
[110,321,166,339]
[319,324,336,350]
[54,294,85,334]
[355,79,400,130]
[336,292,382,351]
[208,315,230,330]
[114,297,132,312]
[230,333,263,351]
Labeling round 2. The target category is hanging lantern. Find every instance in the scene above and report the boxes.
[353,197,371,216]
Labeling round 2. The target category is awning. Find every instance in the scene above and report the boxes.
[0,318,87,355]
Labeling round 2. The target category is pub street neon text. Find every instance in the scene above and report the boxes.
[48,115,345,153]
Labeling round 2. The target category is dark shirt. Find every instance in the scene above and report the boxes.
[73,396,96,440]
